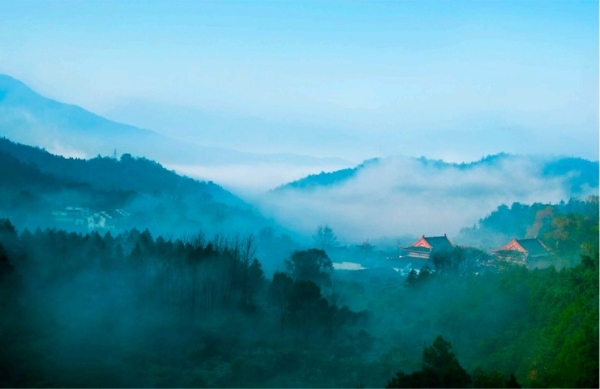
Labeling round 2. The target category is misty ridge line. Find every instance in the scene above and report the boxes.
[261,153,598,242]
[0,78,598,388]
[1,72,598,246]
[0,73,353,172]
[3,72,598,197]
[0,2,597,386]
[272,153,599,192]
[0,131,597,249]
[0,136,304,260]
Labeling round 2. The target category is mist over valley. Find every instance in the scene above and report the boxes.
[0,92,598,386]
[0,2,598,386]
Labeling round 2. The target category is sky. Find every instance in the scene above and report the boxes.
[0,0,598,164]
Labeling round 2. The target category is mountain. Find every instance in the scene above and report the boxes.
[0,137,279,238]
[260,154,599,242]
[0,74,349,170]
[275,154,599,194]
[104,99,361,159]
[273,158,380,191]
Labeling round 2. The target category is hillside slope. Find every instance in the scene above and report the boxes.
[262,154,599,242]
[275,154,598,195]
[0,137,273,237]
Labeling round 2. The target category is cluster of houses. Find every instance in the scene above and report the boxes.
[51,207,130,232]
[399,233,551,269]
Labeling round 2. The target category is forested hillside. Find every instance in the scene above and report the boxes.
[457,196,599,265]
[0,196,597,387]
[0,137,275,239]
[263,153,599,241]
[275,154,598,195]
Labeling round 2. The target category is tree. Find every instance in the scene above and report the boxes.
[285,249,334,286]
[432,247,489,276]
[405,266,433,288]
[0,243,14,278]
[471,367,506,388]
[405,269,419,288]
[286,280,329,335]
[245,258,265,311]
[386,370,428,388]
[313,225,337,249]
[505,373,522,388]
[386,335,471,388]
[269,272,294,331]
[422,335,471,387]
[239,234,258,309]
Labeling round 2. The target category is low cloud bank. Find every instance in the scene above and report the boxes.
[169,162,352,197]
[257,155,598,243]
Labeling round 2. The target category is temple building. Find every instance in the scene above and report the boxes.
[493,238,550,265]
[400,234,455,259]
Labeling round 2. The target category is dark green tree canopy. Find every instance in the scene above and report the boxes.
[422,336,471,388]
[285,248,334,286]
[386,335,471,388]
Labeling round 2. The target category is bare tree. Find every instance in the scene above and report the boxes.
[240,234,257,308]
[313,225,338,249]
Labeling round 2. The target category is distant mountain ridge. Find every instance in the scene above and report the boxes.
[260,153,599,241]
[274,158,380,191]
[0,136,240,205]
[0,74,349,168]
[275,154,599,195]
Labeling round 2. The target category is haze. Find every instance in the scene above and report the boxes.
[260,155,598,242]
[1,3,599,387]
[0,0,597,173]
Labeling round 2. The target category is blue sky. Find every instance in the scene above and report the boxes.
[0,0,598,162]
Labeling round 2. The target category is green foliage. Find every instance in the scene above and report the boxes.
[432,246,491,276]
[276,159,379,191]
[0,137,273,238]
[386,335,471,388]
[505,373,522,388]
[457,196,599,261]
[268,270,366,339]
[287,280,330,334]
[471,367,507,388]
[422,336,471,388]
[285,248,334,286]
[269,271,294,330]
[523,252,600,387]
[1,192,598,387]
[405,266,433,288]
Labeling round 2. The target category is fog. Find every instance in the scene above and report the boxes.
[1,135,597,387]
[258,155,597,242]
[2,201,597,387]
[0,2,598,385]
[168,162,352,197]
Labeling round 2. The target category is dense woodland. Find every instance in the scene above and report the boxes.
[0,137,282,241]
[457,196,599,262]
[0,137,598,387]
[0,194,598,387]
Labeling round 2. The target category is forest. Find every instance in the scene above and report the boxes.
[0,194,598,387]
[1,1,598,385]
[0,137,277,240]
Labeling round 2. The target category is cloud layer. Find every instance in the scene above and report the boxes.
[259,155,598,243]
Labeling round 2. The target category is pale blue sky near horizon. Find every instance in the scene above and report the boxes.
[0,0,598,162]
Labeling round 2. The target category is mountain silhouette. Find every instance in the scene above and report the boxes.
[0,74,349,169]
